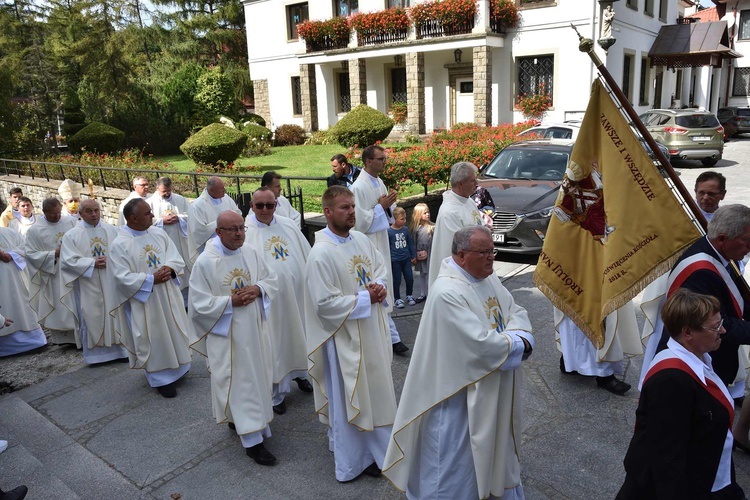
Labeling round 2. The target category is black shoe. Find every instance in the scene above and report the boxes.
[596,375,631,396]
[363,462,381,477]
[115,357,129,363]
[157,383,177,398]
[559,356,578,375]
[273,400,287,415]
[0,485,28,500]
[245,443,277,466]
[294,377,313,393]
[228,422,236,431]
[393,341,409,355]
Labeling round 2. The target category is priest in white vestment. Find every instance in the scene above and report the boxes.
[350,145,408,354]
[60,200,128,364]
[187,176,240,263]
[58,179,81,219]
[117,176,151,226]
[8,197,38,238]
[305,186,397,483]
[148,177,192,305]
[245,187,313,415]
[189,211,280,466]
[0,187,23,227]
[24,198,78,345]
[110,199,192,398]
[0,227,46,356]
[383,226,534,500]
[428,162,484,288]
[556,304,641,395]
[261,171,302,229]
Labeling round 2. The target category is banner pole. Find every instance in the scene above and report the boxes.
[570,25,750,295]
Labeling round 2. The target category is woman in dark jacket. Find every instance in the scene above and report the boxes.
[617,288,745,500]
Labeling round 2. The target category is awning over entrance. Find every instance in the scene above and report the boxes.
[648,20,741,68]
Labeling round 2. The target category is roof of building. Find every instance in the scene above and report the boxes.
[686,6,720,22]
[649,20,740,68]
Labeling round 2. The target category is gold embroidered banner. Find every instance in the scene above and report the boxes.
[533,80,702,347]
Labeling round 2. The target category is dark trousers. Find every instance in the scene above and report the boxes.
[391,258,413,300]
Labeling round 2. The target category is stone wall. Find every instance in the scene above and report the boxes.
[300,64,319,132]
[252,79,271,126]
[406,52,426,135]
[349,58,367,108]
[473,46,492,126]
[0,176,130,225]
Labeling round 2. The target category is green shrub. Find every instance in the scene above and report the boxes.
[180,123,248,168]
[68,121,126,153]
[274,124,307,146]
[304,130,336,145]
[329,105,394,148]
[246,137,273,157]
[244,113,266,127]
[239,122,272,142]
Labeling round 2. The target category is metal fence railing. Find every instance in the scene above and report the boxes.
[0,158,330,225]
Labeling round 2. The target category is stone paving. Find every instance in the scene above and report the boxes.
[3,139,750,498]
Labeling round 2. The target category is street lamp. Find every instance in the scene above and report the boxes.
[454,48,463,63]
[394,54,403,67]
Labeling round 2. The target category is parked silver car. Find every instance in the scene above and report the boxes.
[639,109,723,166]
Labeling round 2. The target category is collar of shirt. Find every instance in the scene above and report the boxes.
[80,220,100,229]
[449,256,482,283]
[123,226,147,237]
[322,226,352,244]
[212,235,241,256]
[706,235,730,268]
[666,337,714,386]
[361,169,380,187]
[248,213,275,228]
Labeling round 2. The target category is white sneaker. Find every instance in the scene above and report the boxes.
[395,299,405,309]
[0,439,8,454]
[406,295,416,306]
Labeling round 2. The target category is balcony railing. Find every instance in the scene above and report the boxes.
[416,16,475,39]
[306,35,350,53]
[357,28,409,46]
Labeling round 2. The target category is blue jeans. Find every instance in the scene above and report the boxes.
[391,259,413,300]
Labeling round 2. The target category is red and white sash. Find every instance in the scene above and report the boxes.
[667,252,743,318]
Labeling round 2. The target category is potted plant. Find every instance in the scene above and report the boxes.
[516,84,552,120]
[489,0,519,32]
[297,17,351,52]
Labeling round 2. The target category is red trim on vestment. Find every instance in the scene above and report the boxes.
[644,357,734,428]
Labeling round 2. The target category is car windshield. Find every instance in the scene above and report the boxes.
[675,114,720,128]
[519,127,573,139]
[483,148,569,180]
[738,109,750,117]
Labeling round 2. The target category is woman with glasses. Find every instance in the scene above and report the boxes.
[617,288,745,500]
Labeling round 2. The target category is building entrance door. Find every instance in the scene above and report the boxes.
[456,78,474,124]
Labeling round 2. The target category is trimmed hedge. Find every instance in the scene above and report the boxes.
[240,122,272,142]
[329,105,394,148]
[180,123,248,166]
[274,124,306,146]
[244,113,266,127]
[68,121,125,153]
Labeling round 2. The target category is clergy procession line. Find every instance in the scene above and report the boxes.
[3,143,750,499]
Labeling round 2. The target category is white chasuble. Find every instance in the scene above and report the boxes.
[275,196,301,229]
[428,189,483,287]
[245,215,310,385]
[117,192,149,226]
[8,215,37,238]
[0,228,43,340]
[305,230,396,430]
[187,189,240,263]
[383,258,532,500]
[24,216,77,333]
[60,222,126,360]
[189,239,278,435]
[148,193,192,289]
[351,171,396,312]
[110,226,191,373]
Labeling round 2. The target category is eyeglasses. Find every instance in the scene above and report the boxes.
[465,248,495,257]
[701,318,724,333]
[218,226,247,233]
[135,184,149,188]
[370,157,387,162]
[253,202,276,210]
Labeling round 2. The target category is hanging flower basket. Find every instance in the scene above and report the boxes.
[516,84,552,120]
[350,8,410,46]
[489,0,519,33]
[297,17,351,52]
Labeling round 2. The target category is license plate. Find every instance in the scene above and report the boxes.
[692,136,711,141]
[492,233,505,243]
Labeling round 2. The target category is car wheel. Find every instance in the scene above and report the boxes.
[701,157,719,167]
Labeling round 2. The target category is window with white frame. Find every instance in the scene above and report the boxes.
[334,0,358,17]
[390,67,407,105]
[626,0,637,9]
[658,0,667,21]
[517,55,554,104]
[291,77,302,116]
[644,0,653,16]
[623,54,634,102]
[740,10,750,40]
[639,57,649,105]
[335,71,351,113]
[675,69,683,100]
[286,3,309,40]
[389,0,411,7]
[733,67,750,96]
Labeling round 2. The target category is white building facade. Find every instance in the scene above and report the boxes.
[243,0,736,134]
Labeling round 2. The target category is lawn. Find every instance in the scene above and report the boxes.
[157,144,427,213]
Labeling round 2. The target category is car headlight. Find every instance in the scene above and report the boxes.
[520,207,554,220]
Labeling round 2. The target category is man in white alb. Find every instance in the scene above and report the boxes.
[60,199,128,364]
[350,144,408,355]
[305,186,397,482]
[24,198,77,345]
[383,226,533,499]
[187,176,240,263]
[148,177,192,306]
[110,199,192,398]
[118,176,150,226]
[189,210,279,465]
[260,171,301,229]
[245,187,312,415]
[8,197,37,237]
